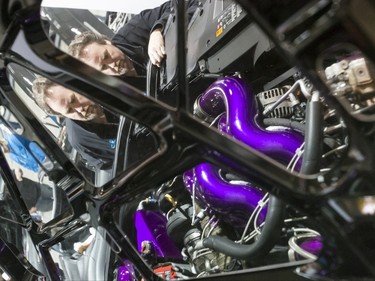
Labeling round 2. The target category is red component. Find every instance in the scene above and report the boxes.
[153,264,177,280]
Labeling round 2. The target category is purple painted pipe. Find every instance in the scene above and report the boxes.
[199,77,303,162]
[300,236,323,256]
[134,210,182,259]
[184,164,266,226]
[117,261,136,281]
[183,77,304,223]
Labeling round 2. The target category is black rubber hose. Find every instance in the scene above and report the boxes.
[202,195,284,260]
[300,94,323,174]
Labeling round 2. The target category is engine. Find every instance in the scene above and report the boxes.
[115,57,372,279]
[116,1,375,280]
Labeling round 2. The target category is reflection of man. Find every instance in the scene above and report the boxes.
[32,76,109,123]
[0,130,46,173]
[32,77,118,169]
[68,0,200,75]
[13,168,53,214]
[64,118,117,170]
[32,77,158,170]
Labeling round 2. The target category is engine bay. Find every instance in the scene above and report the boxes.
[0,0,374,280]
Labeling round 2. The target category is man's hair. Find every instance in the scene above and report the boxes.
[32,76,61,116]
[68,31,110,58]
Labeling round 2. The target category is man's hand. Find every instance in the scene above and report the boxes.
[148,28,166,67]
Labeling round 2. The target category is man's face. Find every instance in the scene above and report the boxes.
[80,41,137,76]
[46,85,106,122]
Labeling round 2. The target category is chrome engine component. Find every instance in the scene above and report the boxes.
[325,56,375,113]
[182,220,234,275]
[257,87,295,118]
[325,57,375,95]
[165,202,233,275]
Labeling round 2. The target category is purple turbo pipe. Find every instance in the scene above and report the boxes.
[198,77,303,161]
[183,77,304,223]
[134,210,182,259]
[183,164,266,226]
[117,261,136,281]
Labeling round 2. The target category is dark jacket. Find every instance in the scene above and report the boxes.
[65,118,158,171]
[111,1,172,75]
[111,0,200,75]
[16,177,53,212]
[65,118,118,170]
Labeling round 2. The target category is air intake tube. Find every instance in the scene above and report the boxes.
[195,77,303,162]
[183,163,267,226]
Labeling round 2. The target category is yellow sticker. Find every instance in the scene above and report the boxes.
[216,27,223,37]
